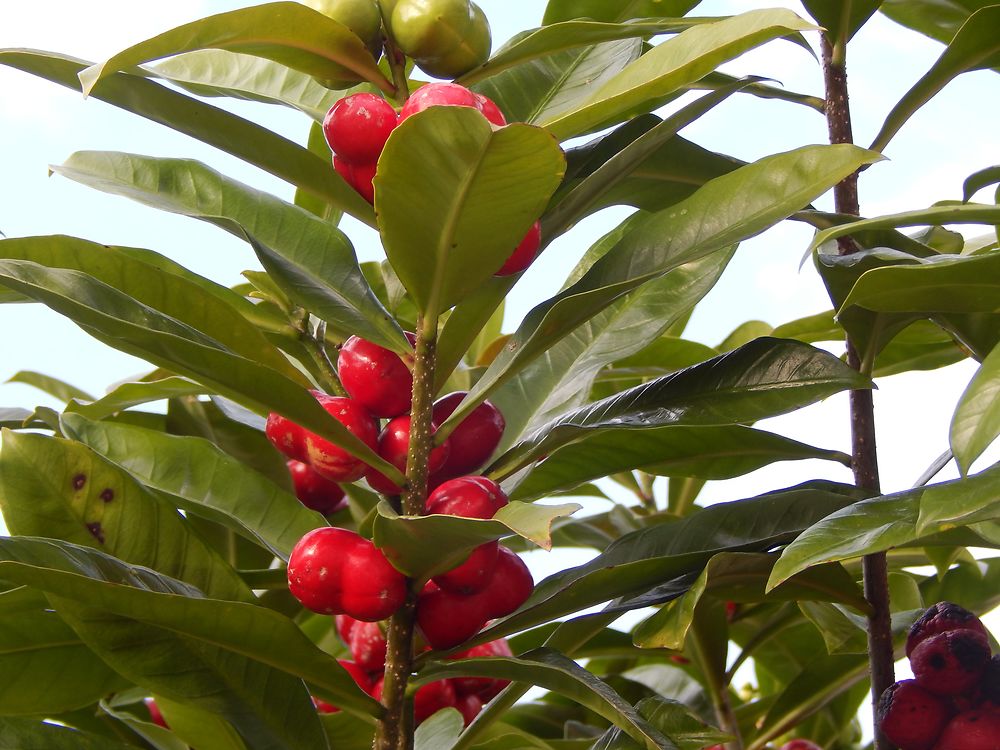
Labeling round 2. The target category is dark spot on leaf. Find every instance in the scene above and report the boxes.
[72,474,86,490]
[86,522,105,544]
[100,488,114,503]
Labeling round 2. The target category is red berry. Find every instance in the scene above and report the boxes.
[145,698,167,728]
[336,614,356,644]
[495,221,542,276]
[365,416,451,495]
[480,546,533,619]
[474,93,506,126]
[425,475,508,517]
[430,393,505,477]
[434,542,499,595]
[333,155,377,204]
[287,460,347,514]
[456,692,483,725]
[323,93,398,165]
[906,602,989,658]
[399,82,481,122]
[932,709,1000,750]
[413,679,457,724]
[348,619,388,673]
[303,396,379,482]
[911,630,991,696]
[877,680,951,750]
[287,527,405,621]
[417,582,490,650]
[338,333,416,418]
[779,742,823,750]
[450,638,512,699]
[266,412,308,462]
[314,660,375,713]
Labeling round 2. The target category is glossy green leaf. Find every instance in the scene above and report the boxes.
[508,425,850,501]
[98,700,188,750]
[543,0,702,24]
[0,605,127,715]
[0,430,250,602]
[0,408,34,430]
[416,648,674,750]
[79,2,391,97]
[60,414,325,560]
[490,337,869,476]
[964,164,1000,202]
[296,120,344,223]
[444,144,880,431]
[0,536,381,718]
[154,695,250,750]
[52,152,404,352]
[0,49,376,226]
[473,482,866,644]
[879,0,999,55]
[801,1,881,45]
[5,370,93,403]
[538,10,816,139]
[372,501,579,579]
[872,319,969,377]
[768,462,1000,589]
[377,106,565,315]
[150,49,342,121]
[0,718,137,750]
[68,376,207,420]
[870,5,1000,152]
[951,342,1000,473]
[461,18,710,86]
[591,696,730,750]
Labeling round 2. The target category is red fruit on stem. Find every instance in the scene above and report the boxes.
[417,582,490,650]
[473,93,506,126]
[456,692,483,726]
[314,660,374,713]
[287,460,347,514]
[333,155,377,204]
[413,679,457,724]
[399,82,481,121]
[480,546,533,619]
[877,680,951,750]
[911,630,991,696]
[932,710,1000,750]
[779,742,823,750]
[906,601,990,658]
[287,527,405,621]
[303,396,379,482]
[338,333,416,418]
[336,614,357,644]
[425,475,508,517]
[450,638,513,699]
[145,698,167,728]
[495,221,542,276]
[266,412,308,462]
[434,541,499,595]
[365,415,451,494]
[323,93,398,164]
[348,619,388,673]
[430,393,505,477]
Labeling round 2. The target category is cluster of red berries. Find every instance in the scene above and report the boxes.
[877,601,999,750]
[318,620,513,726]
[322,82,543,276]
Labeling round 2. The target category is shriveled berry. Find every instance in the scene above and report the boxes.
[495,221,542,276]
[933,709,1000,750]
[338,333,416,417]
[877,680,951,750]
[348,619,388,673]
[287,460,347,514]
[323,93,398,164]
[302,396,379,482]
[430,393,505,477]
[907,601,989,658]
[365,415,451,494]
[911,630,991,696]
[399,82,481,122]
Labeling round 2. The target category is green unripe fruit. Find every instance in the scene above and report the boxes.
[390,0,474,61]
[416,1,490,78]
[303,0,383,56]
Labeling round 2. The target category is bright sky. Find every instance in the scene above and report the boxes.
[1,0,999,723]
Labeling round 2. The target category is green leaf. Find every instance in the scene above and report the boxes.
[98,700,188,750]
[5,370,93,403]
[79,2,392,97]
[416,648,675,750]
[509,425,850,501]
[444,144,881,431]
[490,337,869,477]
[60,414,325,560]
[0,718,137,750]
[963,164,1000,202]
[150,49,342,121]
[0,604,127,715]
[768,462,1000,589]
[801,1,881,45]
[879,0,999,58]
[414,709,463,750]
[951,342,1000,473]
[68,376,207,420]
[0,408,34,430]
[872,319,969,377]
[51,152,404,353]
[377,107,565,316]
[0,536,381,718]
[538,9,817,139]
[0,430,250,602]
[461,18,711,86]
[543,0,702,24]
[372,501,579,579]
[870,5,1000,152]
[296,120,345,223]
[0,235,304,383]
[590,695,730,750]
[0,49,376,226]
[154,695,249,750]
[473,482,867,644]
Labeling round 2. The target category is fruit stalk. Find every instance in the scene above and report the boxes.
[821,35,895,750]
[298,316,348,397]
[374,313,439,750]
